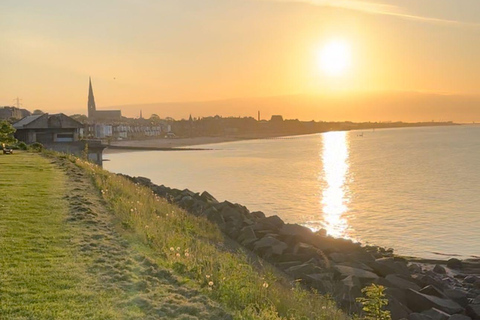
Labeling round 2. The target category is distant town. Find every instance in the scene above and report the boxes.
[1,79,456,165]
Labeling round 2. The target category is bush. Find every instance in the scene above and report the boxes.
[16,142,28,150]
[356,284,391,320]
[29,142,44,152]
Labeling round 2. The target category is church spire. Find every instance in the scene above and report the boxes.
[88,77,96,119]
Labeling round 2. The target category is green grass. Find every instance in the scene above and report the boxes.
[0,151,350,319]
[0,152,120,319]
[74,155,349,320]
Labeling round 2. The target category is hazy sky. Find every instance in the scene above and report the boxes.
[1,0,480,119]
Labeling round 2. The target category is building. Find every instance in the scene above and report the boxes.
[13,113,106,165]
[0,106,31,120]
[87,78,122,121]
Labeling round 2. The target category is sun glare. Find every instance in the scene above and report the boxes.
[318,40,352,77]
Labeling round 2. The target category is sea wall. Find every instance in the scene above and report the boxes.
[126,175,480,320]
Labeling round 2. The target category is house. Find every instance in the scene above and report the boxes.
[13,113,106,166]
[14,113,83,144]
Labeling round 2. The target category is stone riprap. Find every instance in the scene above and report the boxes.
[126,175,480,320]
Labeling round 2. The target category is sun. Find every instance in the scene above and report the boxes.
[318,40,352,77]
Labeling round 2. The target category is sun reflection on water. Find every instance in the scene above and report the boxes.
[321,131,350,238]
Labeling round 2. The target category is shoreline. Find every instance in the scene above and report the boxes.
[125,174,480,319]
[104,133,305,153]
[104,123,460,153]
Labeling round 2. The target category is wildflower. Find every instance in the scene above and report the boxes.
[206,275,211,279]
[262,282,269,288]
[145,225,149,229]
[176,247,180,251]
[208,281,214,286]
[130,208,134,212]
[170,247,175,251]
[184,252,190,257]
[176,253,180,257]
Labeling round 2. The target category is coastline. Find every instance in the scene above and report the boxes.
[104,133,309,153]
[125,174,480,319]
[104,123,459,153]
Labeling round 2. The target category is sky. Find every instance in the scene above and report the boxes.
[1,0,480,121]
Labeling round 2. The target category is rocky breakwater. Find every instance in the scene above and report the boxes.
[127,176,480,320]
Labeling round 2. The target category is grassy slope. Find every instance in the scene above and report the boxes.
[0,152,349,319]
[0,152,229,319]
[0,153,119,319]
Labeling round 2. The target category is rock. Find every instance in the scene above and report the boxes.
[253,236,288,256]
[448,315,472,320]
[386,287,408,305]
[434,265,447,274]
[369,257,400,277]
[334,265,379,282]
[410,263,424,273]
[386,274,421,291]
[413,274,446,290]
[465,276,478,284]
[306,273,334,282]
[444,289,469,308]
[406,289,464,314]
[421,308,450,320]
[178,195,194,208]
[237,226,258,247]
[447,259,463,270]
[409,313,434,320]
[386,296,411,320]
[466,304,480,319]
[420,285,448,299]
[286,263,322,278]
[203,207,226,229]
[330,252,348,263]
[341,275,362,288]
[256,215,285,230]
[200,191,218,204]
[251,211,266,219]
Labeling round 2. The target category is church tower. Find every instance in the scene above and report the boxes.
[88,77,96,119]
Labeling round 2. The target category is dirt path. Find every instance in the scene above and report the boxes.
[54,156,233,319]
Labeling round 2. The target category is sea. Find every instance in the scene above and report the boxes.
[104,125,480,259]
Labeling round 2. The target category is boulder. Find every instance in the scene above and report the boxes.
[448,315,472,320]
[385,296,411,320]
[286,263,323,278]
[406,289,464,314]
[369,257,399,277]
[253,236,288,256]
[444,289,469,308]
[434,265,447,274]
[420,285,448,299]
[334,265,379,282]
[256,215,285,230]
[421,308,450,320]
[464,276,478,284]
[447,259,463,270]
[466,304,480,320]
[199,191,218,204]
[386,274,421,291]
[251,211,266,219]
[409,313,434,320]
[237,226,258,247]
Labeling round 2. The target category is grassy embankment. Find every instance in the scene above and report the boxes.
[0,151,349,319]
[74,154,347,320]
[0,152,121,318]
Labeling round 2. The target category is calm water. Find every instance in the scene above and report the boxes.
[105,125,480,259]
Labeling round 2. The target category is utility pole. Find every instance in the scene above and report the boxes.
[13,97,22,109]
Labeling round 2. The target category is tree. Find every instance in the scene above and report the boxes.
[0,120,17,145]
[32,109,45,115]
